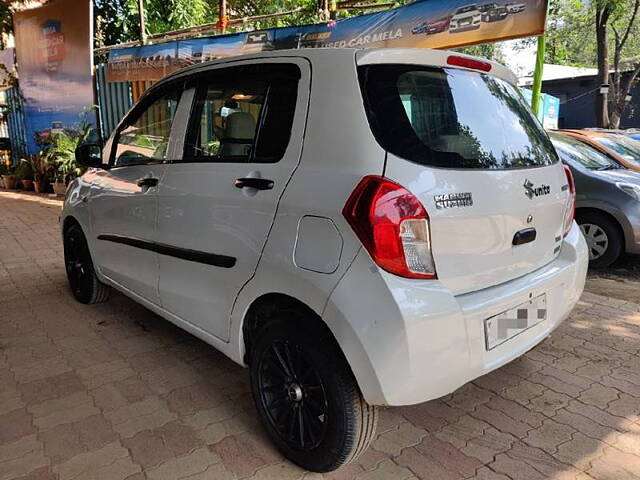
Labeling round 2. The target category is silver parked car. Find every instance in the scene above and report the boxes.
[551,133,640,267]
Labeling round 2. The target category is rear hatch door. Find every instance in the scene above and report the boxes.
[359,62,569,296]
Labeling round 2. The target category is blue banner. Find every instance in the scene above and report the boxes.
[108,0,548,82]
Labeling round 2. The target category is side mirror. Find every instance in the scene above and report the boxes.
[75,144,104,168]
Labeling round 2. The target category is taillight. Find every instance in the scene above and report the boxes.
[447,55,492,72]
[342,176,436,279]
[562,165,576,238]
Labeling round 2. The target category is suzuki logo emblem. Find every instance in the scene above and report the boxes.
[524,179,551,199]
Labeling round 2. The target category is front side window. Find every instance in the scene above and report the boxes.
[183,64,299,163]
[113,90,181,167]
[359,65,558,169]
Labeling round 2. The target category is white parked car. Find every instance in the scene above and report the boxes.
[449,4,482,32]
[64,48,588,472]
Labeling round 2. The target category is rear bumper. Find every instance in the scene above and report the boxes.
[324,222,588,406]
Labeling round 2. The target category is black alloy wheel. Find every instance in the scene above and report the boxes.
[63,225,110,304]
[250,316,378,472]
[257,340,329,451]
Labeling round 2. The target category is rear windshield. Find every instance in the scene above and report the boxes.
[358,65,558,169]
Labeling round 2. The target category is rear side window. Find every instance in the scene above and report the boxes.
[358,65,558,169]
[183,63,300,163]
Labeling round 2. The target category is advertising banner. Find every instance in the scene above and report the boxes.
[521,89,560,129]
[108,0,548,83]
[0,49,16,90]
[14,0,95,154]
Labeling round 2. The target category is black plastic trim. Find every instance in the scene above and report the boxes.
[97,234,236,268]
[512,228,537,246]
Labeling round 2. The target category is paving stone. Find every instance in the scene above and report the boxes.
[371,422,428,457]
[0,435,49,480]
[414,433,482,477]
[555,432,607,470]
[524,419,576,454]
[104,396,177,439]
[145,447,222,480]
[0,408,36,444]
[502,380,546,406]
[578,383,620,409]
[211,432,282,478]
[30,392,100,431]
[18,371,85,406]
[0,389,24,416]
[355,460,415,480]
[528,389,571,417]
[53,441,140,480]
[121,421,203,469]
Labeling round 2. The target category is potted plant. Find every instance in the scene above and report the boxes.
[52,170,67,195]
[51,130,87,195]
[26,153,52,193]
[1,164,17,189]
[0,163,6,188]
[15,160,34,191]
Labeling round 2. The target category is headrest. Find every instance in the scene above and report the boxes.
[225,112,256,140]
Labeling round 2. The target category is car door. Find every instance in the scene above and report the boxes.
[88,85,183,304]
[156,59,310,341]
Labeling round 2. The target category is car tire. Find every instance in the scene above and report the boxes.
[576,211,623,268]
[63,224,111,304]
[249,314,378,472]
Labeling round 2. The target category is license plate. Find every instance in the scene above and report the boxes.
[484,294,547,350]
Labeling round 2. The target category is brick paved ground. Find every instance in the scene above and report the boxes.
[2,190,640,480]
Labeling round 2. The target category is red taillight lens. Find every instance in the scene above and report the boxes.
[562,165,576,238]
[342,176,437,279]
[447,55,492,72]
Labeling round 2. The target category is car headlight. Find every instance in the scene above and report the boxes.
[616,182,640,201]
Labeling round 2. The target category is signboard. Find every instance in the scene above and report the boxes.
[13,0,95,154]
[108,0,548,83]
[521,89,560,129]
[0,49,16,90]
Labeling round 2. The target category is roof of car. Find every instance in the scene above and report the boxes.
[154,47,517,89]
[556,129,610,138]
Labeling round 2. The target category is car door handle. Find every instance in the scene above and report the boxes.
[137,177,159,188]
[234,177,274,190]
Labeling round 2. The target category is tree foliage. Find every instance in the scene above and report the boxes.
[518,0,640,128]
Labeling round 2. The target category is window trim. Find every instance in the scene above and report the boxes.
[109,81,185,169]
[179,63,301,165]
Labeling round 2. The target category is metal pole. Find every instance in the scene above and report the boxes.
[531,33,545,117]
[137,0,147,44]
[219,0,228,33]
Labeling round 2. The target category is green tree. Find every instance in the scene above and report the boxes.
[524,0,640,128]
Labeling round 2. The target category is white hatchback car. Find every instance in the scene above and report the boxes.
[64,48,588,472]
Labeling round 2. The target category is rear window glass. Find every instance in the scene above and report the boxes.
[358,65,558,169]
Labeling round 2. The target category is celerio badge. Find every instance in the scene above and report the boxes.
[524,179,550,199]
[434,192,473,209]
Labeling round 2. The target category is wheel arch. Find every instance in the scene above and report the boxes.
[238,291,386,405]
[62,214,81,234]
[242,292,330,365]
[575,207,627,251]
